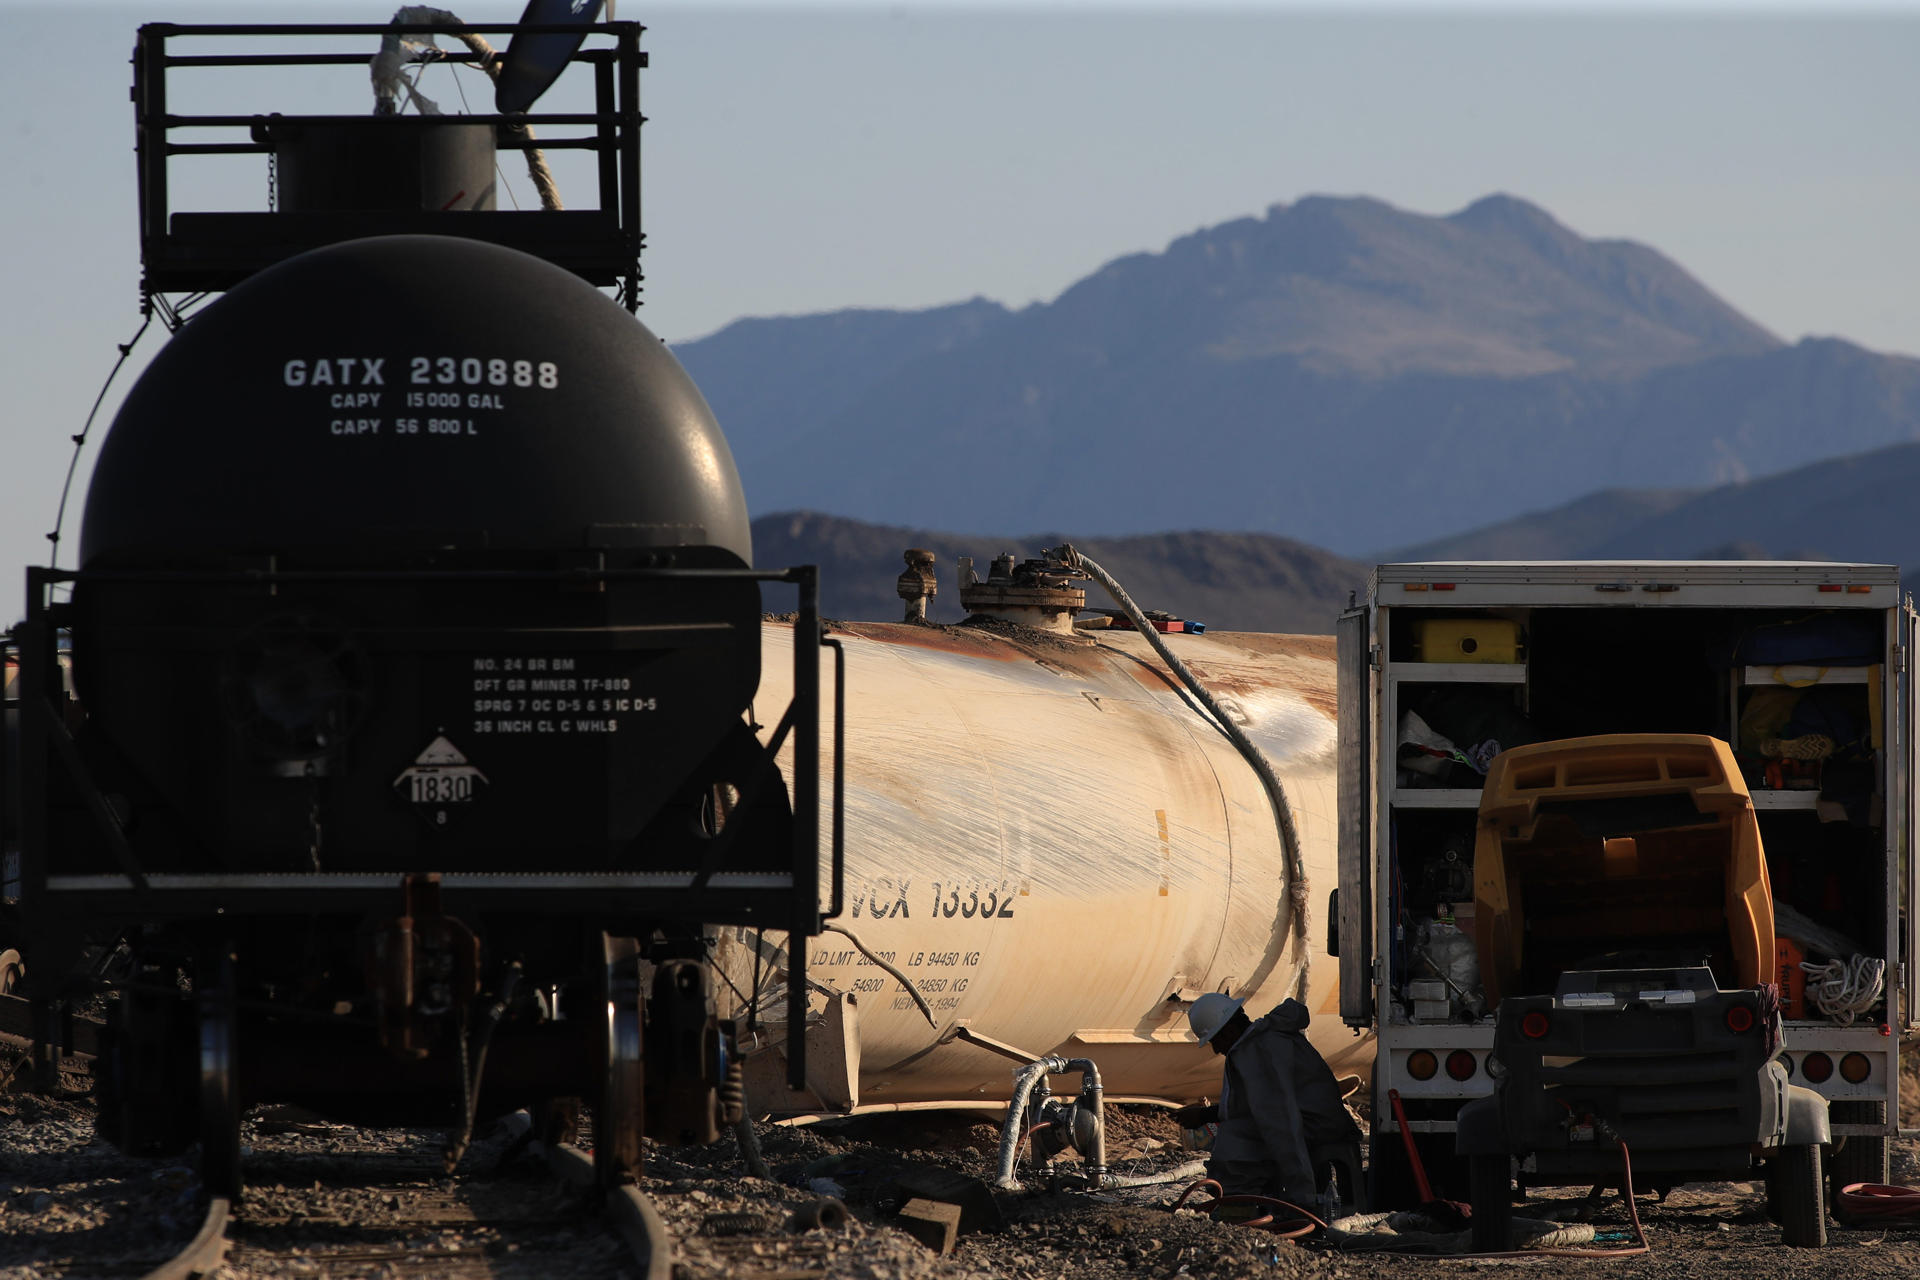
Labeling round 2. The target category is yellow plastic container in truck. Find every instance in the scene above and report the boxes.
[1413,618,1522,663]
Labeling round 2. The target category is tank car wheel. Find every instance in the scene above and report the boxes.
[197,959,242,1201]
[595,934,644,1190]
[97,963,196,1157]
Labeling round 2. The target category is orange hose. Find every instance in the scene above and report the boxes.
[1836,1182,1920,1221]
[1169,1179,1325,1239]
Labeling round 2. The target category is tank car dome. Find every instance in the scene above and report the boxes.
[80,236,752,567]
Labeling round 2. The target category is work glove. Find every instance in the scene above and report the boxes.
[1173,1102,1218,1129]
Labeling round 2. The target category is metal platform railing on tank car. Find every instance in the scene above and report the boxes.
[134,20,648,310]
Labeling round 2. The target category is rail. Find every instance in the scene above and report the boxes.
[138,1196,230,1280]
[133,20,648,308]
[546,1142,673,1278]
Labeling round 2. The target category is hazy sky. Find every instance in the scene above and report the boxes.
[3,1,1918,613]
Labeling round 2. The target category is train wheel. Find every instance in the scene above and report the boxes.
[595,934,643,1190]
[197,956,241,1202]
[97,961,196,1157]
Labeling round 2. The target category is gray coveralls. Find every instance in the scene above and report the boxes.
[1206,998,1361,1204]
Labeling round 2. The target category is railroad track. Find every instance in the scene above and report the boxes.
[130,1119,670,1280]
[1,1080,879,1280]
[125,1139,862,1280]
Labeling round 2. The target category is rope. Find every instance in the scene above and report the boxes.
[1801,955,1885,1025]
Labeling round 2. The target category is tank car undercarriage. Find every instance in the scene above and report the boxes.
[87,902,737,1199]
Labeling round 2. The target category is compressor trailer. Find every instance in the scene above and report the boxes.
[1336,561,1919,1247]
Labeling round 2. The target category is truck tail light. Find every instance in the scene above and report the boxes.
[1521,1011,1551,1039]
[1407,1050,1438,1081]
[1840,1053,1871,1084]
[1445,1050,1478,1081]
[1725,1004,1755,1033]
[1802,1052,1834,1084]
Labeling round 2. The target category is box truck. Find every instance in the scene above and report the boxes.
[1335,562,1916,1248]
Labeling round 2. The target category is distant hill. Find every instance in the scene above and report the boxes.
[1381,488,1703,561]
[768,439,1920,637]
[1384,440,1920,588]
[752,511,1368,634]
[679,194,1920,554]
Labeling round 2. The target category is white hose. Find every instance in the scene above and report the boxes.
[1048,545,1310,1002]
[994,1058,1065,1190]
[370,6,564,210]
[1105,1159,1209,1188]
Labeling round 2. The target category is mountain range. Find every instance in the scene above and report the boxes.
[1387,439,1920,570]
[680,193,1920,557]
[751,510,1366,633]
[758,428,1920,633]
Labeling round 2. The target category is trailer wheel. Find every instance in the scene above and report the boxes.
[1776,1143,1828,1248]
[1469,1153,1513,1253]
[1828,1101,1888,1216]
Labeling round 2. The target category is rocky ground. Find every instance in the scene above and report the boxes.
[3,1051,1920,1279]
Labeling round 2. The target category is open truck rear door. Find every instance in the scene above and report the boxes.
[1337,603,1372,1027]
[1906,595,1919,1031]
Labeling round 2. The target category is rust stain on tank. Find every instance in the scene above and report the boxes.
[1192,633,1338,721]
[1095,632,1337,720]
[1093,647,1184,694]
[1217,633,1336,664]
[829,620,1032,662]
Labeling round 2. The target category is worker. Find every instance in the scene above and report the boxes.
[1175,993,1361,1209]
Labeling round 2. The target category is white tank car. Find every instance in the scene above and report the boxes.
[725,614,1375,1114]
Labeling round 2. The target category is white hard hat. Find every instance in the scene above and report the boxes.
[1188,992,1247,1044]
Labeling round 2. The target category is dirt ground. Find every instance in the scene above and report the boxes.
[650,1078,1920,1280]
[3,1047,1920,1278]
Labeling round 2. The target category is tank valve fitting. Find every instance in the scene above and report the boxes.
[957,553,1088,635]
[896,548,939,624]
